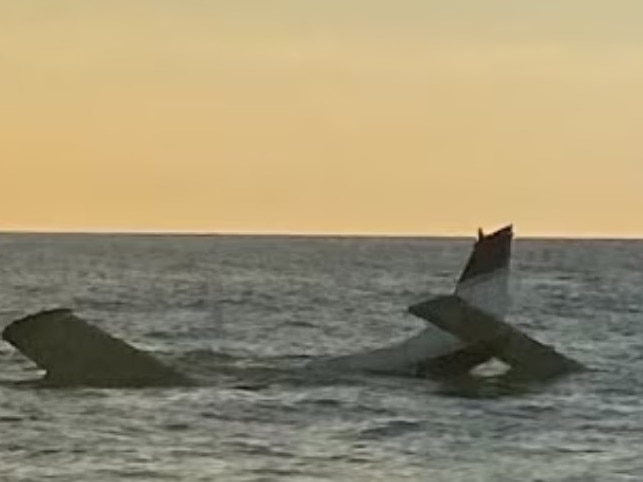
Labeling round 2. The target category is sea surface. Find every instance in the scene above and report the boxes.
[0,234,642,481]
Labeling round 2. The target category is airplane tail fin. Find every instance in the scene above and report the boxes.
[382,225,514,378]
[454,225,513,320]
[2,309,191,387]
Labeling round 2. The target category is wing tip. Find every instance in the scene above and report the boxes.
[3,308,74,341]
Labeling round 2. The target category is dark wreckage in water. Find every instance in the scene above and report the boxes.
[1,225,584,395]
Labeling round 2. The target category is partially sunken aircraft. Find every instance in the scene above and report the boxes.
[313,225,584,389]
[1,225,584,392]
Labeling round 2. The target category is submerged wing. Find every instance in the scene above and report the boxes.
[408,295,584,381]
[2,309,191,387]
[308,325,464,376]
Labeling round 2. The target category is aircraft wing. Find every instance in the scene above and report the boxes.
[2,308,191,387]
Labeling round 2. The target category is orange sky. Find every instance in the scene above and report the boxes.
[2,1,643,237]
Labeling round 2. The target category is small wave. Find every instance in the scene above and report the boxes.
[228,440,293,458]
[71,297,127,311]
[357,420,423,439]
[280,320,316,328]
[279,354,314,361]
[300,398,343,409]
[162,422,192,432]
[250,467,324,480]
[146,330,179,340]
[0,416,25,423]
[104,469,177,480]
[173,348,244,365]
[294,397,397,418]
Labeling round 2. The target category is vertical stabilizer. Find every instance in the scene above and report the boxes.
[455,225,512,320]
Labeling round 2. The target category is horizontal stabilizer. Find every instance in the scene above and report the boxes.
[408,295,583,381]
[2,309,191,388]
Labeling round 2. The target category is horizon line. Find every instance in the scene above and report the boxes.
[1,228,642,241]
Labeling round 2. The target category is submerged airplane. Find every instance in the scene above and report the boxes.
[311,225,516,377]
[406,225,584,391]
[1,225,583,391]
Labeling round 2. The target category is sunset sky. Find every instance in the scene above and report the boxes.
[2,1,643,237]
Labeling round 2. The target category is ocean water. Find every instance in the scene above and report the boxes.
[0,234,642,481]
